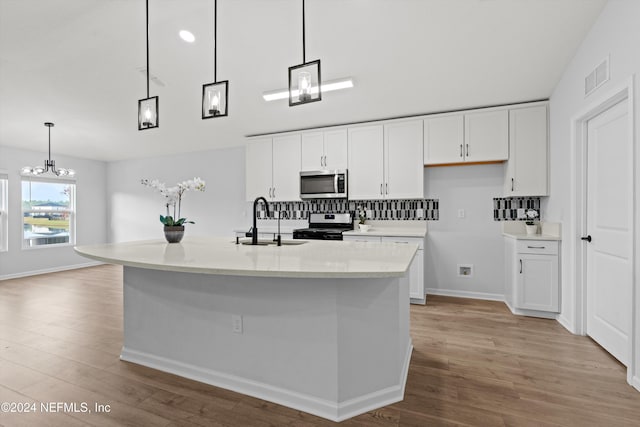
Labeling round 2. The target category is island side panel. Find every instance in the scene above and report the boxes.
[120,266,411,421]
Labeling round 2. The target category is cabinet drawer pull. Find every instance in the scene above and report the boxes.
[520,259,523,274]
[527,246,545,249]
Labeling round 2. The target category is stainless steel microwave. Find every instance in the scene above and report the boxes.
[300,170,348,199]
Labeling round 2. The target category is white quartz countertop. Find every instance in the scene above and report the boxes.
[501,221,562,241]
[74,236,418,279]
[343,221,427,238]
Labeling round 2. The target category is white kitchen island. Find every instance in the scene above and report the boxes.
[74,236,417,422]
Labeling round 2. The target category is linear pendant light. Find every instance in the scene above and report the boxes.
[202,0,229,119]
[22,123,75,177]
[288,0,321,106]
[138,0,159,130]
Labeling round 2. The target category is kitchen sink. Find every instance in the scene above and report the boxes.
[238,239,307,246]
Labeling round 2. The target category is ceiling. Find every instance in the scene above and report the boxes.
[0,0,607,162]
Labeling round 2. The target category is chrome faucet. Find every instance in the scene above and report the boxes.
[252,196,270,245]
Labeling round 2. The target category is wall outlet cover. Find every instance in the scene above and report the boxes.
[457,264,473,278]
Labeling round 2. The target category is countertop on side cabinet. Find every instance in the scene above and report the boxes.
[74,236,418,279]
[502,221,561,241]
[342,221,427,238]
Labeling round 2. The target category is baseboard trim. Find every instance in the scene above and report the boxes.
[121,342,413,422]
[556,314,577,334]
[0,261,104,281]
[426,288,504,302]
[632,375,640,392]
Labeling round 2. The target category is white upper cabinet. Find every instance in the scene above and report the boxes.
[246,135,301,202]
[423,108,508,165]
[348,125,385,200]
[424,114,464,165]
[300,132,324,170]
[246,137,273,202]
[384,120,424,199]
[464,109,509,162]
[301,129,348,171]
[349,121,423,200]
[323,129,348,170]
[272,134,301,201]
[504,104,549,196]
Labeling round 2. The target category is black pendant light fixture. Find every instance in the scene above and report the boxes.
[138,0,159,130]
[22,123,76,177]
[202,0,229,119]
[288,0,321,106]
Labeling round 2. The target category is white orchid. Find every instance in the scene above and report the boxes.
[141,177,206,226]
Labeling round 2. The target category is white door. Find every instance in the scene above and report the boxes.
[586,99,631,366]
[323,129,348,170]
[348,125,384,200]
[464,109,509,162]
[423,114,464,165]
[245,138,272,201]
[301,132,324,170]
[384,120,424,199]
[272,134,301,201]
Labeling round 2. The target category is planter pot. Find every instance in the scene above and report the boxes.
[525,224,538,235]
[358,224,371,232]
[164,225,185,243]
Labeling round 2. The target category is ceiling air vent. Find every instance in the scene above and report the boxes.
[585,56,609,97]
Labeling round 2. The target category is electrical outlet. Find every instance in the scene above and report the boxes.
[232,314,243,334]
[457,209,465,218]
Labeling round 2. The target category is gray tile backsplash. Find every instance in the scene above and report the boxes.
[493,197,541,221]
[255,199,439,221]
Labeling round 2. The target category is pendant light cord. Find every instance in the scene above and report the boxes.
[302,0,306,63]
[48,125,51,162]
[146,0,150,98]
[214,0,217,82]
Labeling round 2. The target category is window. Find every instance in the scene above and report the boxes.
[0,170,7,252]
[22,178,76,248]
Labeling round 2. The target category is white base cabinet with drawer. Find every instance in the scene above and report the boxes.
[504,238,559,318]
[343,234,425,304]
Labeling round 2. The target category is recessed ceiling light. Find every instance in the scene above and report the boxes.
[179,30,195,43]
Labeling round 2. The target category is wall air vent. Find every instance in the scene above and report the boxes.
[585,56,609,97]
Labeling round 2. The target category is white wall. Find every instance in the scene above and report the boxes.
[546,0,640,329]
[424,163,505,300]
[107,146,247,243]
[0,145,107,279]
[546,0,640,389]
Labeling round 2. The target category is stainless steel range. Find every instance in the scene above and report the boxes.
[292,213,354,241]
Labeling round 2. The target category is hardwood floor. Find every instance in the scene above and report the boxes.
[1,264,638,426]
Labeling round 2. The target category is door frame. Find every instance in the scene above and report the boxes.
[570,76,636,388]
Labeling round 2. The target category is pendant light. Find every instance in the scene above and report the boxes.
[202,0,229,119]
[288,0,321,106]
[22,123,75,177]
[138,0,159,130]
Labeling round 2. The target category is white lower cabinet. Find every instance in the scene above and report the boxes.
[343,234,425,304]
[505,238,559,317]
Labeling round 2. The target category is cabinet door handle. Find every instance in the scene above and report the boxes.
[272,187,276,199]
[466,144,469,157]
[520,259,523,274]
[324,155,327,166]
[386,183,389,194]
[460,144,463,158]
[268,188,272,198]
[527,246,545,249]
[380,183,383,195]
[511,178,514,192]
